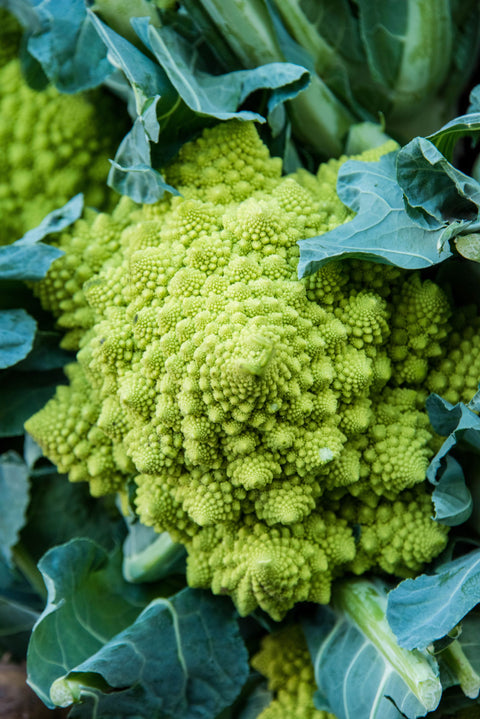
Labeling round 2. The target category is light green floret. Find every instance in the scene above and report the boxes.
[27,120,459,620]
[251,624,336,719]
[0,58,125,245]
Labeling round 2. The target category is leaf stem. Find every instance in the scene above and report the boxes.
[11,542,47,601]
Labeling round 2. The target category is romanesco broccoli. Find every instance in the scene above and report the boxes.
[27,119,469,620]
[0,55,125,245]
[251,624,335,719]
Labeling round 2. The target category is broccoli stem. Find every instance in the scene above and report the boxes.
[187,0,354,156]
[123,531,186,583]
[441,639,480,699]
[385,0,453,120]
[90,0,161,42]
[11,542,47,601]
[333,578,443,712]
[269,0,338,77]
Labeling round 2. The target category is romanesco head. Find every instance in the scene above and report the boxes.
[252,624,335,719]
[27,119,463,620]
[0,58,126,245]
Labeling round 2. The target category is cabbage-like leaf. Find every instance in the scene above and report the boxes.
[304,579,442,719]
[27,539,155,708]
[428,112,480,163]
[141,20,310,122]
[108,111,180,203]
[0,195,84,282]
[51,589,249,718]
[1,0,112,92]
[27,538,248,717]
[0,370,65,437]
[297,151,454,277]
[397,137,480,229]
[122,522,186,583]
[387,549,480,651]
[426,394,480,483]
[0,452,30,565]
[0,310,36,369]
[431,455,472,526]
[0,556,42,659]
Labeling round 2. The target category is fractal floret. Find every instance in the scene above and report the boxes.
[251,624,334,719]
[0,55,124,245]
[27,119,473,620]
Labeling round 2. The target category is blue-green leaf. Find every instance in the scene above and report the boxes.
[397,137,480,231]
[17,194,84,247]
[428,111,480,163]
[0,244,62,282]
[304,580,442,719]
[122,522,186,583]
[387,549,480,651]
[87,10,177,115]
[26,538,154,708]
[4,0,112,92]
[297,151,453,277]
[51,588,249,718]
[0,195,84,281]
[0,310,36,369]
[0,556,42,659]
[426,394,480,483]
[108,113,180,203]
[0,452,30,565]
[0,369,65,437]
[142,20,309,123]
[431,455,473,526]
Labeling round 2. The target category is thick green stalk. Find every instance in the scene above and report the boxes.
[192,0,284,67]
[188,0,355,156]
[91,0,162,42]
[388,0,452,119]
[270,0,337,76]
[334,579,443,712]
[123,532,186,583]
[11,542,47,601]
[441,640,480,699]
[287,74,354,157]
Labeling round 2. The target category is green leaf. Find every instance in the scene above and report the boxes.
[87,10,177,115]
[396,137,480,228]
[0,309,36,369]
[426,394,480,484]
[16,194,84,247]
[27,538,156,708]
[141,20,309,122]
[8,0,113,92]
[431,455,473,527]
[387,549,480,651]
[108,112,180,203]
[0,195,84,281]
[0,243,62,282]
[14,331,72,372]
[358,0,452,117]
[297,150,453,277]
[0,556,42,660]
[428,112,480,164]
[21,473,124,563]
[0,452,30,565]
[51,588,249,718]
[304,579,442,718]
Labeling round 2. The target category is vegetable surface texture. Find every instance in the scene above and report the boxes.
[26,120,474,621]
[0,57,122,245]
